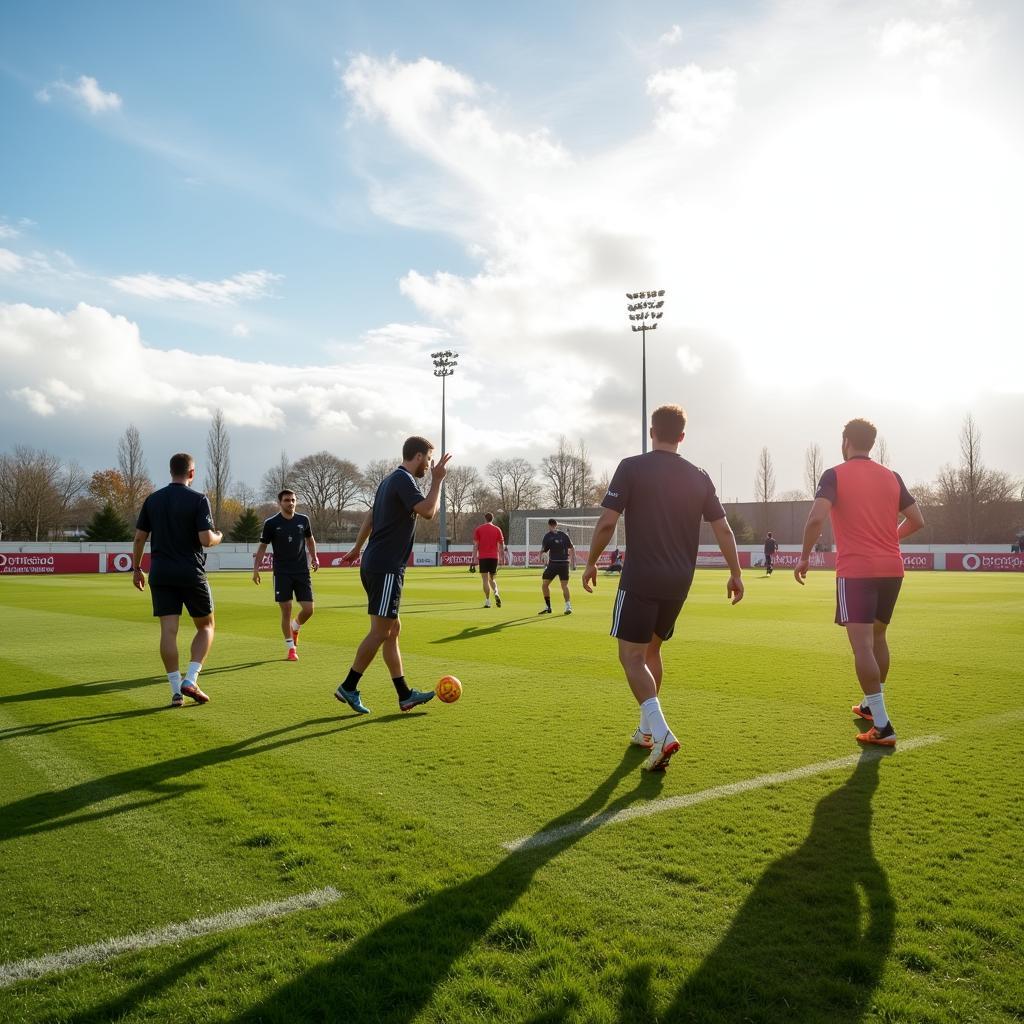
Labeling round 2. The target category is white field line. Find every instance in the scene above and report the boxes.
[504,735,945,852]
[0,887,342,989]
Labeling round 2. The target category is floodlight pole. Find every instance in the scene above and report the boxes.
[431,349,458,555]
[626,290,666,454]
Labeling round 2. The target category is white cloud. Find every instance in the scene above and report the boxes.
[38,75,122,114]
[9,387,55,416]
[8,377,84,416]
[0,248,24,273]
[231,322,250,338]
[0,225,20,240]
[677,346,703,374]
[659,25,683,46]
[878,18,966,66]
[109,269,280,305]
[646,64,738,145]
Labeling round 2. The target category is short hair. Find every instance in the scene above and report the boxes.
[548,518,557,526]
[484,512,494,522]
[651,404,687,442]
[169,453,194,477]
[843,418,877,452]
[403,436,433,461]
[278,489,295,502]
[767,532,773,537]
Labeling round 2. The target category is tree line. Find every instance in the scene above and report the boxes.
[1,413,1019,544]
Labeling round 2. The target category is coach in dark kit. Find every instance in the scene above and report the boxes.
[132,452,222,707]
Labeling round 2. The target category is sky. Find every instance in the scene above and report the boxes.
[1,0,1022,502]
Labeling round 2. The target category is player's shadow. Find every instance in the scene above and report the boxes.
[0,661,273,706]
[623,751,895,1024]
[0,715,361,845]
[430,616,545,643]
[234,747,664,1024]
[0,704,168,742]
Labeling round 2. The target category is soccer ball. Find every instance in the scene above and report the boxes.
[436,675,463,703]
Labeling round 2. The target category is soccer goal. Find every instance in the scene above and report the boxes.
[511,516,624,568]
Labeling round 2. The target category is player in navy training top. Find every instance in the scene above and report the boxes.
[132,452,222,707]
[252,489,319,661]
[583,405,744,772]
[333,436,452,716]
[763,532,779,575]
[538,518,576,615]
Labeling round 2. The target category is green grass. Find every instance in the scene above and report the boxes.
[0,568,1021,1023]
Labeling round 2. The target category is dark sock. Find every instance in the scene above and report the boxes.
[341,668,363,693]
[391,675,411,700]
[544,596,551,609]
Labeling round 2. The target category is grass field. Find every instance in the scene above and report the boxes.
[0,567,1021,1023]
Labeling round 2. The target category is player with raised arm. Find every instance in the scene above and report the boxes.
[333,437,452,715]
[472,512,508,608]
[583,405,744,771]
[252,489,318,661]
[539,518,576,615]
[795,418,925,747]
[132,452,223,706]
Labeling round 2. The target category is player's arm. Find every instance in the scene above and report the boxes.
[583,509,619,592]
[898,502,925,540]
[252,542,268,583]
[306,531,319,572]
[132,528,149,591]
[568,539,576,571]
[341,511,372,565]
[471,538,479,561]
[412,453,452,519]
[709,516,744,604]
[199,528,223,547]
[795,498,832,585]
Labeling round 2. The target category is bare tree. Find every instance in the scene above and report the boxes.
[804,443,823,498]
[117,424,151,517]
[260,451,291,501]
[444,465,482,542]
[877,436,890,467]
[568,439,595,508]
[332,459,364,521]
[755,447,776,504]
[488,457,540,512]
[0,446,87,540]
[204,409,231,525]
[289,452,360,539]
[232,481,258,510]
[541,437,584,509]
[361,458,394,507]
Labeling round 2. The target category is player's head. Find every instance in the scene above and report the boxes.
[651,404,687,446]
[548,518,557,529]
[767,532,773,538]
[402,436,434,478]
[169,452,195,483]
[278,489,297,514]
[484,512,494,523]
[842,418,877,460]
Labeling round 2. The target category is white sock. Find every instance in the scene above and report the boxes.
[640,697,670,742]
[864,691,890,729]
[168,671,181,695]
[565,601,572,610]
[285,638,295,649]
[493,584,499,595]
[637,708,650,736]
[291,619,300,633]
[183,661,203,685]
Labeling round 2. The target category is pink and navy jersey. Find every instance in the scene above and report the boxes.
[815,456,915,579]
[473,522,504,559]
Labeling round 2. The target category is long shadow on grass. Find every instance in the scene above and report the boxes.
[234,747,664,1024]
[634,751,895,1024]
[0,705,168,742]
[430,616,546,643]
[0,714,393,844]
[0,661,274,705]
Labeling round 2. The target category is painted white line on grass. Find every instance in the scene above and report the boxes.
[0,887,342,989]
[504,735,945,852]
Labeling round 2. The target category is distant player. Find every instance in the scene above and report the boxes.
[472,512,508,608]
[132,452,222,706]
[583,405,744,771]
[334,437,451,715]
[763,532,779,575]
[795,418,925,747]
[539,518,575,615]
[252,489,319,661]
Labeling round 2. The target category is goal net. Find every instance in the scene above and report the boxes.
[508,516,624,568]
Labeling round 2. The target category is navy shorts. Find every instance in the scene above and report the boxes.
[150,579,214,618]
[835,576,902,626]
[274,573,313,603]
[361,567,404,619]
[479,558,499,575]
[610,588,686,645]
[542,563,570,582]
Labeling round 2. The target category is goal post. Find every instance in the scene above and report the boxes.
[511,516,623,568]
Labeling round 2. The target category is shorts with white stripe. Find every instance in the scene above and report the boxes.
[609,588,686,645]
[361,567,405,620]
[834,576,902,626]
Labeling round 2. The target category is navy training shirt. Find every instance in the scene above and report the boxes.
[542,531,574,563]
[602,450,726,601]
[361,467,423,572]
[136,483,214,584]
[260,512,313,575]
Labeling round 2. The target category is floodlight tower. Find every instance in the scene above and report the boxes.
[431,349,458,553]
[626,290,666,452]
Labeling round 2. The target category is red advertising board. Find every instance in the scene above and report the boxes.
[0,553,99,575]
[107,553,152,573]
[946,552,1024,572]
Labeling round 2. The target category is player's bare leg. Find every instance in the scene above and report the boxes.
[158,615,180,673]
[489,572,501,607]
[279,600,294,641]
[289,600,314,658]
[847,622,895,746]
[481,572,492,606]
[560,579,572,614]
[539,578,553,614]
[181,614,214,704]
[380,618,404,678]
[872,620,890,685]
[618,638,678,769]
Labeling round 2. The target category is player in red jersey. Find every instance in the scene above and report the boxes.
[472,512,508,608]
[795,419,925,747]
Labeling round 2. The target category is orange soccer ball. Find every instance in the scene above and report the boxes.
[436,675,463,704]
